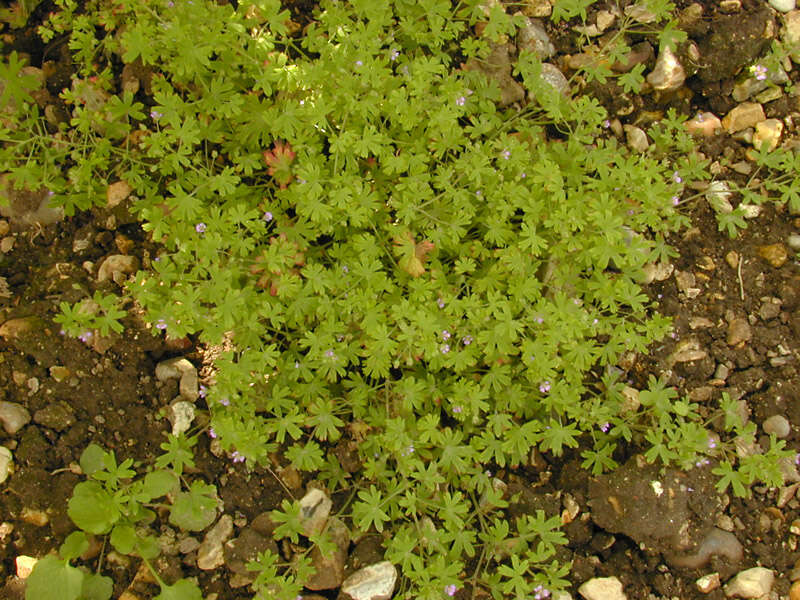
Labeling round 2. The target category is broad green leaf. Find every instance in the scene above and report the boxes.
[24,556,83,600]
[68,481,120,534]
[80,572,114,600]
[154,578,204,600]
[79,444,108,477]
[142,470,180,500]
[110,524,137,555]
[169,481,218,531]
[59,531,88,562]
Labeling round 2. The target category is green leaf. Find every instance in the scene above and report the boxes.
[712,460,749,498]
[169,481,218,531]
[79,444,109,477]
[154,578,204,600]
[24,556,83,600]
[68,481,120,534]
[80,572,114,600]
[352,485,391,533]
[110,524,137,555]
[59,531,89,562]
[142,470,180,500]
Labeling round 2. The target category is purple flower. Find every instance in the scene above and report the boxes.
[707,437,717,450]
[325,349,335,359]
[456,96,466,106]
[600,422,610,433]
[795,452,800,466]
[440,344,450,354]
[195,223,207,234]
[150,110,163,119]
[453,406,462,414]
[219,397,230,407]
[208,427,217,439]
[533,585,550,600]
[263,211,273,222]
[47,190,55,198]
[390,49,400,61]
[403,444,414,456]
[355,60,363,67]
[602,119,611,128]
[501,149,511,160]
[155,319,167,330]
[539,381,551,394]
[78,331,93,343]
[462,335,473,346]
[231,451,246,463]
[672,195,680,206]
[437,298,445,309]
[672,171,683,184]
[442,330,451,340]
[199,384,207,398]
[520,172,526,178]
[445,585,457,597]
[752,64,768,81]
[342,265,349,273]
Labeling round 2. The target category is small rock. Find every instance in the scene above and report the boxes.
[306,517,351,590]
[15,555,37,579]
[1,237,14,253]
[784,10,800,62]
[727,318,752,346]
[685,112,723,137]
[155,358,199,402]
[0,401,31,435]
[197,514,234,570]
[106,181,132,208]
[668,338,708,365]
[341,561,398,600]
[517,18,555,59]
[624,125,649,152]
[697,572,721,593]
[540,63,569,95]
[523,0,552,17]
[770,0,796,12]
[788,233,800,250]
[641,261,674,284]
[707,181,734,214]
[763,415,791,438]
[753,119,783,151]
[299,488,333,536]
[0,447,12,484]
[739,204,761,219]
[20,508,49,527]
[97,254,139,285]
[790,580,800,600]
[726,251,740,269]
[758,243,788,268]
[723,567,774,598]
[758,298,781,320]
[33,402,75,431]
[722,102,765,133]
[646,45,685,91]
[578,577,627,600]
[169,401,195,437]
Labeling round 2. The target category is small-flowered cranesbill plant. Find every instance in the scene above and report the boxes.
[0,0,794,598]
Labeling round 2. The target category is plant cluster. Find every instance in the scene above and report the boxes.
[1,0,797,599]
[25,436,217,600]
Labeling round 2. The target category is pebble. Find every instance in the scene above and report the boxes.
[299,488,333,536]
[685,112,723,137]
[790,580,800,600]
[788,233,800,250]
[578,577,627,600]
[753,119,783,151]
[707,181,734,214]
[670,528,743,568]
[758,243,788,268]
[723,567,774,598]
[341,561,398,600]
[696,573,721,593]
[784,10,800,62]
[722,103,765,133]
[306,517,350,590]
[33,402,76,431]
[770,0,796,12]
[197,514,233,570]
[624,125,649,152]
[155,358,199,402]
[0,446,12,484]
[517,17,555,59]
[169,401,195,436]
[646,45,685,91]
[15,555,37,579]
[0,401,31,435]
[727,318,752,346]
[763,414,791,438]
[97,254,139,285]
[106,181,132,208]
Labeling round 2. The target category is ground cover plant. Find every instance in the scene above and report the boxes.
[1,0,797,599]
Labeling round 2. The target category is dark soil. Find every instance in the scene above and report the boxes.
[2,1,800,600]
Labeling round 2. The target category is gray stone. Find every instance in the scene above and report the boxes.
[540,63,569,95]
[0,446,12,484]
[341,561,398,600]
[624,125,649,152]
[646,45,686,91]
[722,103,765,133]
[727,318,752,346]
[197,514,234,570]
[155,358,199,402]
[517,18,554,59]
[96,254,139,285]
[770,0,795,13]
[578,577,627,600]
[783,10,800,62]
[306,517,351,590]
[169,401,195,436]
[33,402,75,431]
[706,181,734,214]
[299,488,333,536]
[763,414,791,438]
[0,401,31,435]
[723,567,774,598]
